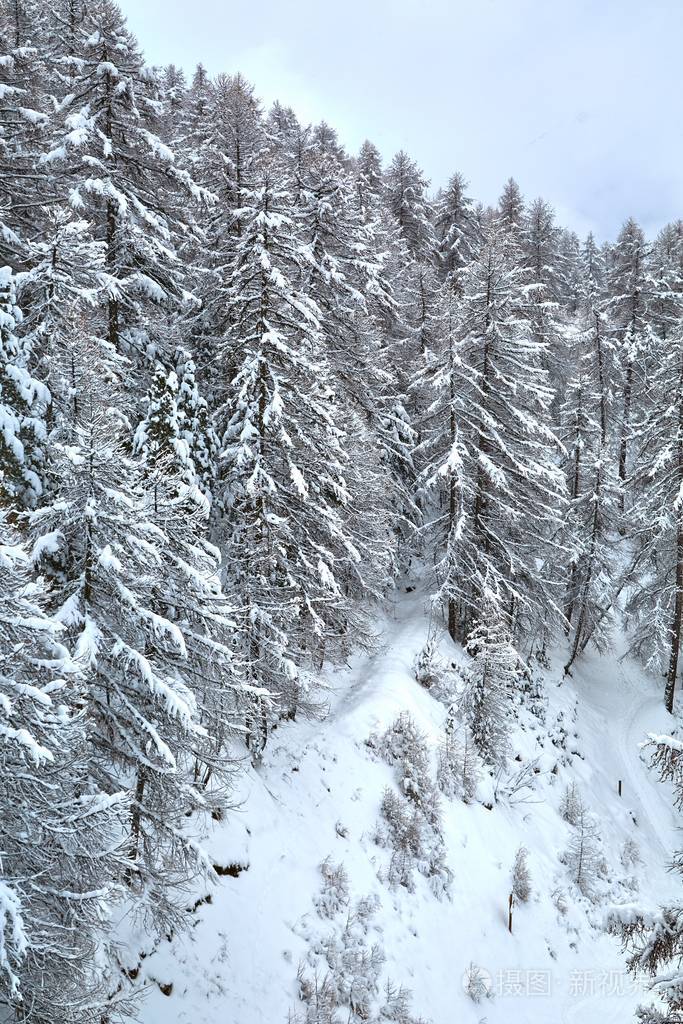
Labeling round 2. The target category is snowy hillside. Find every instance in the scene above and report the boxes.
[4,4,683,1023]
[122,583,680,1024]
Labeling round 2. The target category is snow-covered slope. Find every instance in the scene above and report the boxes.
[123,586,681,1024]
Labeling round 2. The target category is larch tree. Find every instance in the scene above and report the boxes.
[444,221,567,646]
[42,0,203,361]
[384,150,435,261]
[606,218,653,513]
[464,586,524,768]
[0,509,127,1024]
[0,266,48,508]
[30,324,237,933]
[625,223,683,712]
[434,170,477,289]
[216,170,359,755]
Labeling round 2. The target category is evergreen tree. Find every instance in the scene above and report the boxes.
[625,223,683,711]
[464,589,523,767]
[435,171,477,287]
[216,171,359,754]
[31,328,238,932]
[0,266,48,507]
[434,221,567,644]
[43,0,203,358]
[619,733,683,1021]
[561,244,618,673]
[498,177,525,235]
[133,362,196,483]
[607,218,653,510]
[384,150,435,260]
[0,510,126,1024]
[522,197,569,401]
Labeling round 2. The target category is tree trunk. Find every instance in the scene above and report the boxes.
[665,369,683,713]
[129,766,146,867]
[618,360,633,515]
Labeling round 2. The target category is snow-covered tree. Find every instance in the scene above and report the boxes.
[0,510,126,1024]
[618,734,683,1021]
[561,250,619,674]
[133,362,196,483]
[0,266,48,507]
[384,151,435,260]
[464,589,524,767]
[31,328,238,932]
[435,221,566,644]
[42,0,204,359]
[498,177,525,235]
[606,218,653,508]
[435,171,477,288]
[216,171,360,753]
[625,223,683,711]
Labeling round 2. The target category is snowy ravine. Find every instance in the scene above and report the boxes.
[120,584,681,1024]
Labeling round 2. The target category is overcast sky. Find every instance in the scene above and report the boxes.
[117,0,682,241]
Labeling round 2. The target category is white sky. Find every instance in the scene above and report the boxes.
[117,0,683,240]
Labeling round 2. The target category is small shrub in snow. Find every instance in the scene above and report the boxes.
[621,838,641,867]
[464,962,492,1003]
[378,786,451,897]
[559,781,583,825]
[561,805,602,898]
[374,715,451,897]
[437,724,479,803]
[295,964,340,1023]
[495,758,540,805]
[378,713,436,813]
[413,636,442,690]
[315,858,350,919]
[511,845,531,903]
[293,887,427,1024]
[380,980,429,1023]
[551,886,568,916]
[379,789,421,850]
[622,836,641,868]
[387,848,415,892]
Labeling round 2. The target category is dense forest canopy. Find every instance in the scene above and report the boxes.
[1,1,683,1021]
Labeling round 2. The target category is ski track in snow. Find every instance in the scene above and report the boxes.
[129,586,681,1024]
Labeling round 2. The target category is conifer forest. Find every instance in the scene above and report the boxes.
[1,2,683,1022]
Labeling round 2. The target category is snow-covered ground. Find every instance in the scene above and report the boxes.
[122,583,681,1024]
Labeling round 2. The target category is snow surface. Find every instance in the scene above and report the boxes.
[122,583,681,1024]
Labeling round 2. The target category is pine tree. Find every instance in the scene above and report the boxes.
[563,802,601,897]
[0,4,49,268]
[0,266,48,508]
[618,733,683,1021]
[415,271,467,641]
[30,327,237,932]
[173,345,219,499]
[216,170,359,753]
[384,150,435,260]
[444,221,567,643]
[625,223,683,711]
[464,590,523,767]
[498,177,525,235]
[435,171,477,288]
[133,362,196,483]
[561,242,618,673]
[607,218,653,511]
[0,509,126,1024]
[522,197,569,401]
[43,0,204,359]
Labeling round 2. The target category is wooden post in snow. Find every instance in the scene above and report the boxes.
[508,892,513,933]
[618,780,622,797]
